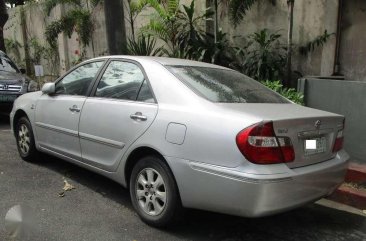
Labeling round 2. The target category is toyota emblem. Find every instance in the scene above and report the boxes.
[314,120,321,129]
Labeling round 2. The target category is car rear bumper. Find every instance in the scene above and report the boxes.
[165,150,349,217]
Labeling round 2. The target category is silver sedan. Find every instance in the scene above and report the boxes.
[10,56,349,227]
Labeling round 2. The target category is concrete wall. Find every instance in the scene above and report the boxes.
[4,1,108,78]
[4,0,366,82]
[212,0,339,78]
[339,0,366,81]
[299,78,366,164]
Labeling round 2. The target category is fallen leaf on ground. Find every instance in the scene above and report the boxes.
[62,180,75,191]
[58,192,65,197]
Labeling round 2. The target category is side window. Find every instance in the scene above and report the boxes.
[95,61,152,102]
[55,61,104,96]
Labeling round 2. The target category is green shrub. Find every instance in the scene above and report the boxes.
[262,80,304,105]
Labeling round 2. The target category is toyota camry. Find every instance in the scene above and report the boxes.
[10,56,349,227]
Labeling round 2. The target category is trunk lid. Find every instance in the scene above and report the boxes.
[219,103,344,168]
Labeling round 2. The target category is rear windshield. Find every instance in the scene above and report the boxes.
[166,66,289,103]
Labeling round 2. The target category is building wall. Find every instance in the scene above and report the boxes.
[339,0,366,81]
[4,2,108,78]
[209,0,339,78]
[299,77,366,164]
[3,0,365,81]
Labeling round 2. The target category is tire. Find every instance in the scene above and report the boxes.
[15,116,40,162]
[129,155,182,227]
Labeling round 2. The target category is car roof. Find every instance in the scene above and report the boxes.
[89,56,231,70]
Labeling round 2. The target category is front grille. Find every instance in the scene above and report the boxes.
[0,84,22,92]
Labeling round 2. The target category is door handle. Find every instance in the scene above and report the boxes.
[130,112,147,121]
[69,105,81,113]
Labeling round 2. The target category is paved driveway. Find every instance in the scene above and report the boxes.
[0,115,365,241]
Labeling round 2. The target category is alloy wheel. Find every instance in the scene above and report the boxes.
[135,168,167,216]
[18,124,30,155]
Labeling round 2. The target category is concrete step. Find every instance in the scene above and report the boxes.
[328,183,366,210]
[345,163,366,184]
[327,163,366,209]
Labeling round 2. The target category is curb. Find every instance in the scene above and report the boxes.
[327,162,366,210]
[345,163,366,184]
[328,184,366,210]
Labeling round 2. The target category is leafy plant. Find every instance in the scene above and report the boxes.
[141,0,212,58]
[195,30,235,67]
[4,38,22,63]
[177,0,213,60]
[140,0,181,57]
[45,9,93,48]
[127,35,162,56]
[262,80,304,105]
[299,30,334,55]
[232,29,286,81]
[43,0,100,49]
[125,0,148,40]
[226,0,276,27]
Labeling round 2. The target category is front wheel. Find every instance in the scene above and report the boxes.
[129,156,182,227]
[15,117,40,162]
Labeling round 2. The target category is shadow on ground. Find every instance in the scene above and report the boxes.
[34,150,366,241]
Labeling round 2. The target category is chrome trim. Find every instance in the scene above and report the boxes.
[35,122,78,137]
[79,132,125,149]
[189,161,292,184]
[0,84,22,92]
[297,128,333,138]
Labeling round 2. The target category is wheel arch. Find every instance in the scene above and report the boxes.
[12,109,29,133]
[124,146,180,190]
[124,146,165,186]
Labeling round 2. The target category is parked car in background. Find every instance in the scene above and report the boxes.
[10,56,349,227]
[0,51,38,114]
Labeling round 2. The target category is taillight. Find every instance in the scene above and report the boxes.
[236,121,295,164]
[333,130,344,153]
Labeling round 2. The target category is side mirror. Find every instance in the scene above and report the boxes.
[41,83,56,95]
[19,68,26,74]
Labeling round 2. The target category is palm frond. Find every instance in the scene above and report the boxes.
[128,35,163,56]
[229,0,257,27]
[147,0,168,18]
[142,18,169,43]
[130,0,149,15]
[167,0,179,16]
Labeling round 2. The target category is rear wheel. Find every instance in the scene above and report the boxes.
[15,117,40,162]
[129,156,181,227]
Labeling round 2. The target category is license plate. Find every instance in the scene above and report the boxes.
[0,95,18,102]
[304,137,326,156]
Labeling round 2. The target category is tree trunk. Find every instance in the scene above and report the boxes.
[104,0,127,54]
[0,0,9,52]
[214,0,218,44]
[205,0,215,37]
[285,0,294,87]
